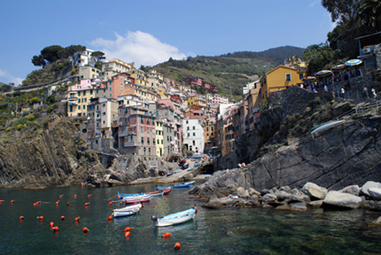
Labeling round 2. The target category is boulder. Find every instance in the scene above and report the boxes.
[362,201,381,211]
[275,204,290,210]
[237,187,245,196]
[248,188,260,196]
[302,182,328,200]
[240,189,250,198]
[368,188,381,201]
[361,181,381,196]
[309,200,323,207]
[323,191,362,209]
[262,193,277,202]
[202,202,224,209]
[289,201,307,211]
[338,185,361,196]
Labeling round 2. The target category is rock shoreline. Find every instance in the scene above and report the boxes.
[193,181,381,225]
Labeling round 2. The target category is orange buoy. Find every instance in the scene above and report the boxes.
[61,216,65,221]
[38,216,44,221]
[53,226,59,231]
[87,194,92,198]
[174,242,181,250]
[120,201,123,205]
[82,227,89,233]
[19,216,24,220]
[141,203,144,208]
[108,215,113,221]
[109,201,113,205]
[35,201,40,205]
[33,203,36,206]
[144,187,147,190]
[123,227,132,232]
[59,194,63,199]
[153,206,157,209]
[124,231,130,237]
[10,200,15,203]
[84,202,90,206]
[67,202,70,206]
[74,194,77,198]
[192,206,198,213]
[162,232,172,238]
[116,195,119,199]
[55,200,60,205]
[49,222,54,227]
[0,200,4,203]
[74,217,80,222]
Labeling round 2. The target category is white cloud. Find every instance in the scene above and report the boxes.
[0,69,23,86]
[89,31,187,67]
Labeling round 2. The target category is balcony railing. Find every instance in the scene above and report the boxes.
[123,142,139,147]
[68,101,78,106]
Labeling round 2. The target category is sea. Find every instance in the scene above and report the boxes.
[0,183,380,255]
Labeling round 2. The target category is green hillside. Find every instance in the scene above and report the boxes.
[151,46,304,100]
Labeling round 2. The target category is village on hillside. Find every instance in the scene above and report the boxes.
[58,31,380,171]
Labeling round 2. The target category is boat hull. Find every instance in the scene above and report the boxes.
[113,204,142,218]
[124,195,151,204]
[173,181,195,188]
[153,208,196,227]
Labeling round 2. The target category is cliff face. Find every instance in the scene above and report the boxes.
[0,118,104,188]
[191,117,381,198]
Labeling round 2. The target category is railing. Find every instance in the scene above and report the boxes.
[123,142,139,147]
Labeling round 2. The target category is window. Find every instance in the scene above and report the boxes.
[193,126,195,130]
[286,73,291,81]
[147,137,150,144]
[187,133,190,137]
[193,132,195,136]
[299,73,303,80]
[141,137,144,144]
[157,139,159,144]
[161,139,163,144]
[186,120,188,124]
[141,127,144,132]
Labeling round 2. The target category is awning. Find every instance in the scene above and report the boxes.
[332,64,348,71]
[302,76,316,82]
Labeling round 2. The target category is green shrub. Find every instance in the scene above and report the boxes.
[16,124,23,130]
[30,97,39,104]
[27,115,35,121]
[5,127,11,132]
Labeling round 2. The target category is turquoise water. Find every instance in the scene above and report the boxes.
[1,184,380,254]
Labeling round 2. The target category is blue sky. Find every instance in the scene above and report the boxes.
[0,0,334,86]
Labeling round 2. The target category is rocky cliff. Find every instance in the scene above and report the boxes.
[192,88,381,199]
[0,118,104,189]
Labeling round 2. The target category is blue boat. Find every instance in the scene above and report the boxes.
[118,191,146,199]
[173,181,195,188]
[194,162,200,167]
[156,185,171,190]
[187,167,195,171]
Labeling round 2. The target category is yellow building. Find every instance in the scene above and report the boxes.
[156,119,164,157]
[100,58,133,81]
[127,69,148,87]
[186,95,207,108]
[260,65,306,100]
[67,79,98,117]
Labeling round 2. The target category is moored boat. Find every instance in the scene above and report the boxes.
[151,207,197,227]
[123,194,152,204]
[118,191,146,200]
[162,189,171,195]
[156,185,171,190]
[146,190,164,197]
[112,203,142,218]
[173,181,195,188]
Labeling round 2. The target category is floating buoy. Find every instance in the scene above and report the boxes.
[120,201,123,205]
[83,227,89,233]
[49,222,54,227]
[123,227,132,232]
[35,201,40,205]
[116,195,119,199]
[74,217,80,222]
[0,200,4,203]
[84,202,90,207]
[67,202,70,206]
[87,194,92,198]
[192,206,198,213]
[74,194,77,198]
[174,242,181,250]
[61,216,65,221]
[55,200,60,205]
[38,216,44,221]
[144,187,147,190]
[162,232,172,238]
[19,216,24,220]
[109,201,113,205]
[108,215,113,221]
[59,194,63,199]
[33,203,36,206]
[53,226,59,232]
[10,200,15,204]
[153,206,157,209]
[124,231,130,237]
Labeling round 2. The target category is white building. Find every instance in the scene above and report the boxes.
[73,49,96,67]
[183,118,205,154]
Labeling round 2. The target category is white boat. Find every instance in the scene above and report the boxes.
[151,207,197,227]
[311,120,345,134]
[113,203,142,218]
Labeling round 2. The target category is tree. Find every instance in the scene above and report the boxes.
[321,0,361,26]
[357,0,381,28]
[91,51,105,62]
[303,43,337,75]
[40,45,64,64]
[31,55,46,67]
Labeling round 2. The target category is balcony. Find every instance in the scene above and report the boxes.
[68,101,78,106]
[68,96,78,100]
[119,131,130,137]
[123,142,139,147]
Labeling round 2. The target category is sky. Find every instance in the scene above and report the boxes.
[0,0,335,86]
